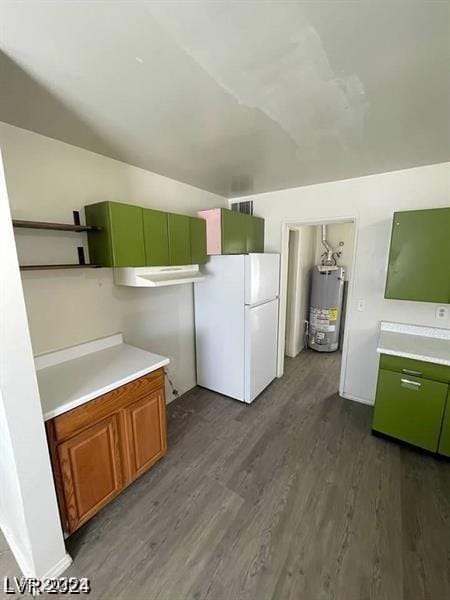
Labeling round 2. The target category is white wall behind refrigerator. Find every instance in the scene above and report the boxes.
[194,254,280,403]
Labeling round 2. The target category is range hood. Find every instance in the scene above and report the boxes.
[113,265,206,287]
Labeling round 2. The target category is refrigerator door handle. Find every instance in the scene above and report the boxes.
[245,296,279,309]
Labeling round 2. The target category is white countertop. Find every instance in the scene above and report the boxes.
[36,334,169,420]
[377,321,450,366]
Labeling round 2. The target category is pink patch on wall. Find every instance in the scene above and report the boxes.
[198,209,222,255]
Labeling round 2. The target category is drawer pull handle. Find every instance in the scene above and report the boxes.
[402,368,422,377]
[401,378,422,389]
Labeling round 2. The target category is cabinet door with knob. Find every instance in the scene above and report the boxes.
[56,415,123,533]
[385,207,450,303]
[373,369,447,451]
[123,388,167,481]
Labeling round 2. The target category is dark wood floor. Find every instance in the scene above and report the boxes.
[2,350,449,599]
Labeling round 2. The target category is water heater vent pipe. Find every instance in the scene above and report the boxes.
[321,224,335,266]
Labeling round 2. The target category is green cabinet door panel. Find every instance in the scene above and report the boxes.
[221,209,247,254]
[143,209,169,266]
[385,207,450,303]
[373,369,448,452]
[85,201,145,267]
[190,217,207,264]
[438,391,450,457]
[168,213,191,265]
[246,215,265,253]
[108,202,145,267]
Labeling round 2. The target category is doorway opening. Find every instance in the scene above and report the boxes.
[281,218,357,396]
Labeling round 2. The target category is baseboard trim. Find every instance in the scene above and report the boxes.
[0,523,72,578]
[42,553,72,579]
[0,523,34,576]
[340,391,374,406]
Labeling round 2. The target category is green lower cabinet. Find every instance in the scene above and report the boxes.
[143,208,169,266]
[373,369,448,452]
[168,213,191,265]
[246,214,264,253]
[438,392,450,457]
[190,217,207,264]
[221,209,248,254]
[85,201,145,267]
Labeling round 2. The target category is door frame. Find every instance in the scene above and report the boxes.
[277,215,359,398]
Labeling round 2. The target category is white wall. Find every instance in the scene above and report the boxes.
[0,122,226,399]
[236,162,450,404]
[285,226,316,357]
[0,150,70,578]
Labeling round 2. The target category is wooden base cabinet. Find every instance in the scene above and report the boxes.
[124,389,167,481]
[46,369,167,535]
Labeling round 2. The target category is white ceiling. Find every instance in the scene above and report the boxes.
[0,1,448,197]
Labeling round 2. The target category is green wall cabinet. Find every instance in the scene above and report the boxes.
[85,202,208,268]
[373,354,450,455]
[85,202,145,267]
[198,208,265,255]
[190,217,207,264]
[438,392,450,457]
[143,209,169,266]
[168,213,191,265]
[385,207,450,303]
[246,214,265,253]
[222,209,248,254]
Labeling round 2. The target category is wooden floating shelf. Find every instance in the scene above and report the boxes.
[13,219,102,232]
[20,264,102,271]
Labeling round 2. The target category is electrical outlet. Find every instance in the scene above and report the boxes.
[357,299,365,312]
[436,305,448,320]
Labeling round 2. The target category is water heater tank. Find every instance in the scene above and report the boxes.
[308,266,345,352]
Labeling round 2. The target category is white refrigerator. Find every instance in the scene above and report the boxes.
[194,253,280,403]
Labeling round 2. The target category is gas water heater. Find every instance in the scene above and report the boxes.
[308,225,345,352]
[308,266,345,352]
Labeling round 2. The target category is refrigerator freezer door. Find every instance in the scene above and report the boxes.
[244,299,279,403]
[245,253,280,306]
[194,255,246,401]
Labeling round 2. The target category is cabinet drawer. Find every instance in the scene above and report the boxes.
[373,369,447,451]
[379,354,450,384]
[52,368,164,442]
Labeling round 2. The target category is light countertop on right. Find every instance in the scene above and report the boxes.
[377,321,450,366]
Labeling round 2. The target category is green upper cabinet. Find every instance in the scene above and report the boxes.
[168,213,191,265]
[85,201,145,267]
[143,209,169,266]
[190,217,207,264]
[438,391,450,457]
[197,208,265,255]
[246,214,265,253]
[385,207,450,303]
[221,209,248,254]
